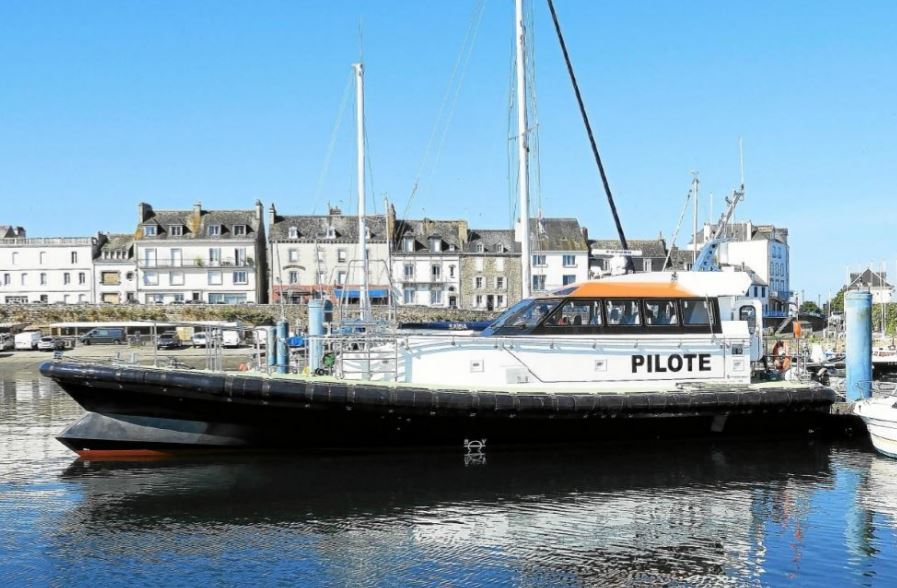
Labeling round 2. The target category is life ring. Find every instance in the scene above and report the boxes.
[238,363,249,371]
[772,341,789,372]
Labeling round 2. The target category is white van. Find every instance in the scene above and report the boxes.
[221,329,241,348]
[14,331,42,350]
[252,326,274,347]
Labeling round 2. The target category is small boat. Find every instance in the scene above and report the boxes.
[854,396,897,458]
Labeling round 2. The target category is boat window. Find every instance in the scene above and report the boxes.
[739,305,757,334]
[606,300,641,326]
[482,298,532,333]
[645,300,679,326]
[508,299,561,329]
[545,300,601,327]
[683,300,713,325]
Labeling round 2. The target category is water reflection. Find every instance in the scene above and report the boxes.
[3,367,897,586]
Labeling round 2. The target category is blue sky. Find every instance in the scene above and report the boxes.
[1,0,896,302]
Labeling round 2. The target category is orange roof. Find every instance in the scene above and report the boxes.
[565,281,696,299]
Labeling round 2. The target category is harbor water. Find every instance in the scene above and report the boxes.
[2,366,897,586]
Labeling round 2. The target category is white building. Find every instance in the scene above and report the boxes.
[0,229,104,304]
[692,221,790,318]
[133,201,267,304]
[94,234,137,304]
[392,218,465,308]
[846,269,894,304]
[267,205,391,304]
[528,218,590,292]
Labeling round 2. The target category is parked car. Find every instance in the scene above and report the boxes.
[191,332,209,348]
[156,331,182,350]
[0,334,14,351]
[37,336,64,351]
[80,327,126,345]
[14,331,42,350]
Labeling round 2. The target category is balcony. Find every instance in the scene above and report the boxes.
[138,257,255,269]
[0,237,93,246]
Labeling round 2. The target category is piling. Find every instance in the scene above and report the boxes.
[276,319,289,374]
[266,327,276,368]
[846,290,872,401]
[308,299,324,373]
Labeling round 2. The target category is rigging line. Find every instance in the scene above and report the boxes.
[311,72,354,215]
[524,0,543,222]
[402,0,486,221]
[662,185,693,271]
[363,108,377,215]
[545,0,633,272]
[507,32,518,229]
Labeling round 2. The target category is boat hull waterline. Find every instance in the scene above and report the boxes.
[41,361,840,456]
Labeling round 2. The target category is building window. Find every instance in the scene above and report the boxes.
[496,295,505,308]
[404,287,415,304]
[288,271,299,284]
[287,248,298,262]
[143,225,157,236]
[337,271,347,285]
[475,276,483,289]
[562,255,576,267]
[234,248,247,266]
[143,271,158,286]
[39,251,46,264]
[562,274,576,285]
[233,271,248,285]
[316,249,324,262]
[449,265,456,278]
[39,272,47,285]
[2,273,10,285]
[532,275,546,291]
[431,264,442,280]
[403,264,415,279]
[63,272,71,285]
[11,252,18,265]
[173,293,185,303]
[476,244,484,253]
[475,295,483,308]
[402,236,415,253]
[337,249,347,262]
[40,294,48,303]
[208,271,223,286]
[169,225,183,236]
[288,226,298,239]
[430,288,442,305]
[325,227,336,239]
[207,225,221,237]
[644,258,653,272]
[533,255,546,267]
[496,276,505,290]
[170,271,185,286]
[209,248,221,265]
[429,237,442,252]
[233,225,247,236]
[71,251,78,264]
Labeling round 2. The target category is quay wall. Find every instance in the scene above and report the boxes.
[0,303,497,329]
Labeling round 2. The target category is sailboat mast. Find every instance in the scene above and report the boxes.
[515,0,532,298]
[353,62,369,320]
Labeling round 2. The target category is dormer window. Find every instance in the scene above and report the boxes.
[496,244,506,253]
[288,226,298,239]
[144,225,157,236]
[402,236,415,253]
[207,225,221,237]
[476,244,484,253]
[168,225,183,236]
[429,237,442,253]
[233,224,247,236]
[365,227,371,239]
[325,226,336,239]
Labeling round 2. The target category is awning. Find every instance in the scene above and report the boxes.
[334,289,389,298]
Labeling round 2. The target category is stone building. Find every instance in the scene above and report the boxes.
[460,229,520,311]
[391,217,466,308]
[528,218,590,292]
[94,234,137,304]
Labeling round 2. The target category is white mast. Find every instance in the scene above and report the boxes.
[691,172,700,264]
[353,62,369,320]
[515,0,532,298]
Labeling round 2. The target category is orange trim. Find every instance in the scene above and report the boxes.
[568,282,696,299]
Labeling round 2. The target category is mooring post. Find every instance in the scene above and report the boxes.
[846,290,872,401]
[276,319,289,374]
[308,299,324,373]
[266,326,276,370]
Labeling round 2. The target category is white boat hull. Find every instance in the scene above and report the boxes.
[854,397,897,458]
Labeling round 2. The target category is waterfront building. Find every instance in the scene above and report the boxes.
[528,218,590,292]
[0,231,104,304]
[94,234,137,304]
[391,217,466,308]
[588,237,669,278]
[691,221,790,318]
[267,205,390,304]
[460,229,520,311]
[846,269,893,304]
[133,201,267,304]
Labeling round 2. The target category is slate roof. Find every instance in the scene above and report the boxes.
[849,269,893,290]
[465,229,520,254]
[138,205,261,241]
[270,214,388,243]
[96,233,135,261]
[530,218,588,252]
[589,238,667,258]
[0,225,25,239]
[393,218,467,253]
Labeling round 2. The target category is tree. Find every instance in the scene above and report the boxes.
[800,300,822,314]
[829,289,846,314]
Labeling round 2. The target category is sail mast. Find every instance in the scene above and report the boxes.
[515,0,532,298]
[353,62,369,320]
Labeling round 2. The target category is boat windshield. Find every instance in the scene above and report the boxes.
[480,298,561,336]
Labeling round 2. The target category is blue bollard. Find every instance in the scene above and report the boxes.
[276,319,289,374]
[846,290,872,401]
[308,299,324,373]
[266,326,276,368]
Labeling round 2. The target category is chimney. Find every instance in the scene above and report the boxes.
[581,226,589,243]
[193,201,202,216]
[268,203,277,229]
[138,202,152,223]
[255,199,263,221]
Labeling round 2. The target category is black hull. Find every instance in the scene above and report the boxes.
[40,361,845,454]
